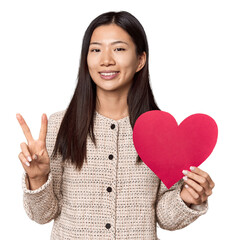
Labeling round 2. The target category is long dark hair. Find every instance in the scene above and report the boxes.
[51,11,160,170]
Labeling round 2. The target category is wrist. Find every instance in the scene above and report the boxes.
[180,188,192,208]
[26,174,49,190]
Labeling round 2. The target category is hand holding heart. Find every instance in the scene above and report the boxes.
[180,166,215,206]
[133,110,218,206]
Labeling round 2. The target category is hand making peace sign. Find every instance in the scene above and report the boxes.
[16,113,50,183]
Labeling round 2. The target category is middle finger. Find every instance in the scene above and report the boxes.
[190,167,215,189]
[183,177,205,196]
[183,170,210,191]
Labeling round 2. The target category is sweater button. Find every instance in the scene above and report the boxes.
[107,187,112,192]
[108,154,113,160]
[111,124,115,129]
[105,223,111,229]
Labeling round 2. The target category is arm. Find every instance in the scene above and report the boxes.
[155,179,208,230]
[21,112,64,224]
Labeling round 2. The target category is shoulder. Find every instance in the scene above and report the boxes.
[47,109,66,128]
[49,109,66,120]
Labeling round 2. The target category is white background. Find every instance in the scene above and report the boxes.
[1,0,233,239]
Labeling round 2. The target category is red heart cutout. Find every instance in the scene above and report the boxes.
[133,110,218,189]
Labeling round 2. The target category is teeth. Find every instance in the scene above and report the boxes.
[100,72,118,76]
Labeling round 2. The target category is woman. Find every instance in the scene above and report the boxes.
[17,11,214,240]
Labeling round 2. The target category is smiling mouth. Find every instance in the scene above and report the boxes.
[99,71,119,76]
[99,71,120,80]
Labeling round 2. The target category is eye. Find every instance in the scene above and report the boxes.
[90,49,100,52]
[115,48,126,52]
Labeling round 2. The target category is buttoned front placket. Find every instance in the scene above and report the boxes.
[104,120,120,239]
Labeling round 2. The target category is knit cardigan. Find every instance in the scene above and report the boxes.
[22,110,208,240]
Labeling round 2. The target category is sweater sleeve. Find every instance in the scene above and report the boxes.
[22,112,64,224]
[155,179,208,230]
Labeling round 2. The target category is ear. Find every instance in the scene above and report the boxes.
[136,51,146,73]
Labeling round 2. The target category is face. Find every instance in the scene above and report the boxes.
[87,24,146,93]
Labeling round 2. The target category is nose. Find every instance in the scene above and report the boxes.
[100,49,115,67]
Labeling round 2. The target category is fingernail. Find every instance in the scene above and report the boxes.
[190,166,195,171]
[183,176,188,181]
[25,162,30,167]
[16,114,21,120]
[33,154,38,160]
[182,170,188,175]
[185,184,189,188]
[27,156,32,162]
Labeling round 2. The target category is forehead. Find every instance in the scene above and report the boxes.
[90,24,134,44]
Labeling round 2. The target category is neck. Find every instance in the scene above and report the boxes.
[96,89,129,120]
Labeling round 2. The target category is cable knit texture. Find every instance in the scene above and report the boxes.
[22,110,208,240]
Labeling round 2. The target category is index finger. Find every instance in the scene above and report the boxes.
[38,113,48,142]
[16,113,34,143]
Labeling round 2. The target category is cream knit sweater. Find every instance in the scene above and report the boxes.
[22,110,208,239]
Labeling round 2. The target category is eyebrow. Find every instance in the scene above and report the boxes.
[89,41,129,46]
